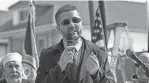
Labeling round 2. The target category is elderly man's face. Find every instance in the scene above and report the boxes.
[57,10,83,40]
[3,61,23,83]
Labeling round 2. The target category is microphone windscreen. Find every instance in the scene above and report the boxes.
[126,49,132,58]
[67,32,74,46]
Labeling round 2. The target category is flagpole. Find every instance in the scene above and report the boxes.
[88,1,95,38]
[147,0,149,52]
[29,0,39,69]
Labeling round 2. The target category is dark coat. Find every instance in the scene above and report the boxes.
[0,79,6,83]
[35,38,115,83]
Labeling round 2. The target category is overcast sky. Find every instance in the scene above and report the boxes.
[0,0,19,11]
[0,0,147,11]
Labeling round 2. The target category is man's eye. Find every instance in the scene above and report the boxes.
[8,65,13,68]
[16,65,21,68]
[72,17,81,23]
[73,18,78,23]
[15,65,19,67]
[63,19,70,25]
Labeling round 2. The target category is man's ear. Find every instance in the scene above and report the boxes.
[0,63,4,72]
[56,26,60,31]
[0,65,4,78]
[56,26,62,34]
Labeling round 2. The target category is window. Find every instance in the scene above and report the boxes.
[19,10,28,21]
[0,39,9,61]
[0,44,8,61]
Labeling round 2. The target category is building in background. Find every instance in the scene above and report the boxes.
[0,1,147,82]
[0,10,12,60]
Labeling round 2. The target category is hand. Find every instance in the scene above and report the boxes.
[85,52,99,76]
[58,46,75,72]
[117,52,127,70]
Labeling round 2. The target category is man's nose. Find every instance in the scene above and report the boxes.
[68,21,75,28]
[12,66,17,71]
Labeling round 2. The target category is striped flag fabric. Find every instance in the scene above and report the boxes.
[91,1,106,48]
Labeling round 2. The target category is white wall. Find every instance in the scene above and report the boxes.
[130,32,148,52]
[81,25,91,41]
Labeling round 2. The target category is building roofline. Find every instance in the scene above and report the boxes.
[0,23,56,38]
[8,1,54,10]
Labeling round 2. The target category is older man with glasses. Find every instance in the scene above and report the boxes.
[36,4,115,83]
[124,53,149,83]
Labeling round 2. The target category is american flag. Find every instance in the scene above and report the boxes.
[91,3,105,48]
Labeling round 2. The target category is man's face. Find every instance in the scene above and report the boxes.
[56,10,83,40]
[3,61,23,83]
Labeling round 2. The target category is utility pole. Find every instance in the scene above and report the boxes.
[147,0,149,52]
[88,1,95,37]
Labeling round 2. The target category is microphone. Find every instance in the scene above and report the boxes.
[67,32,76,53]
[126,49,149,78]
[66,32,77,83]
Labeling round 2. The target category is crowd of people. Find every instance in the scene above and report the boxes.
[0,4,149,83]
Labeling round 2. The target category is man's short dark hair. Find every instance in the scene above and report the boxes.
[55,4,78,25]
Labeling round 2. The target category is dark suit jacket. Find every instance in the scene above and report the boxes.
[0,79,6,83]
[36,37,115,83]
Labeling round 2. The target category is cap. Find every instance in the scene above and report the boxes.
[22,55,36,69]
[1,52,22,67]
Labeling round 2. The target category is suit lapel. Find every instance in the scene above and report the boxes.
[79,38,93,82]
[53,39,64,65]
[55,39,64,54]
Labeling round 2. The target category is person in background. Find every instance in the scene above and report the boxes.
[124,53,149,83]
[0,52,28,83]
[36,4,115,83]
[22,55,37,83]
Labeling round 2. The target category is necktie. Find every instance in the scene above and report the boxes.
[66,48,77,83]
[72,48,77,65]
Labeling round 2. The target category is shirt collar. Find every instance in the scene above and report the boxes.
[63,38,82,52]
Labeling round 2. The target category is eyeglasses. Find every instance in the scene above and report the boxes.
[59,17,82,26]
